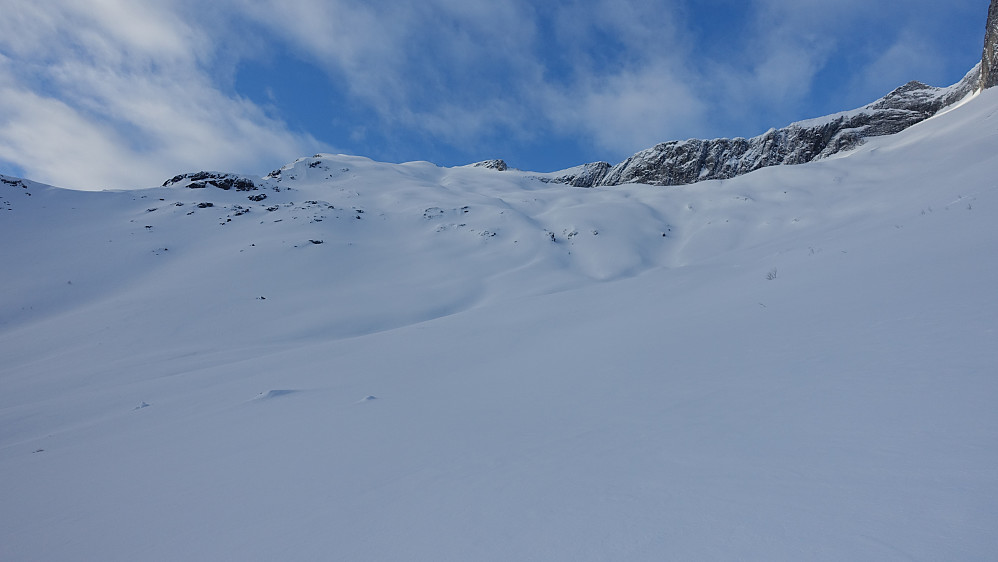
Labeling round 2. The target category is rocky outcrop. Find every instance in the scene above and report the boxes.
[546,162,611,187]
[470,159,508,171]
[555,67,981,188]
[983,0,998,89]
[163,171,258,191]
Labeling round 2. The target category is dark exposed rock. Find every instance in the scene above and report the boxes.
[163,172,257,191]
[556,67,980,188]
[1,176,27,188]
[984,0,998,89]
[231,178,256,191]
[471,159,508,171]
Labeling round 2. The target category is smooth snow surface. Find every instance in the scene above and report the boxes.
[2,90,997,561]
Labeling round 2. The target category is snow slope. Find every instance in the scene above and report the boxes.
[1,89,997,561]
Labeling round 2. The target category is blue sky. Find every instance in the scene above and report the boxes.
[0,0,989,189]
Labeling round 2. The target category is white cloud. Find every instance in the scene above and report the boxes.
[542,62,707,156]
[228,0,545,122]
[0,78,142,190]
[0,1,318,189]
[528,0,710,154]
[849,30,950,102]
[0,58,317,189]
[725,0,980,115]
[248,0,706,157]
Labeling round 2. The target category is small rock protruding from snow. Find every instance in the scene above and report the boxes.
[256,390,297,400]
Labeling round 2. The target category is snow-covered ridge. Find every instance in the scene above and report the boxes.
[541,65,982,188]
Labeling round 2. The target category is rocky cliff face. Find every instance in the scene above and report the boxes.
[983,0,998,89]
[555,67,980,188]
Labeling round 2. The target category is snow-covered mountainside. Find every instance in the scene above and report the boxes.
[1,83,996,560]
[547,66,981,187]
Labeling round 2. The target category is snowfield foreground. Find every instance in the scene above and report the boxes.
[2,90,997,561]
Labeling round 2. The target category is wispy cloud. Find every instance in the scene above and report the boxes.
[230,0,708,154]
[229,0,545,132]
[542,62,707,153]
[849,29,949,103]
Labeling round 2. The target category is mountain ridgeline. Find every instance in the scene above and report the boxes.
[532,1,998,188]
[161,3,998,192]
[552,70,980,188]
